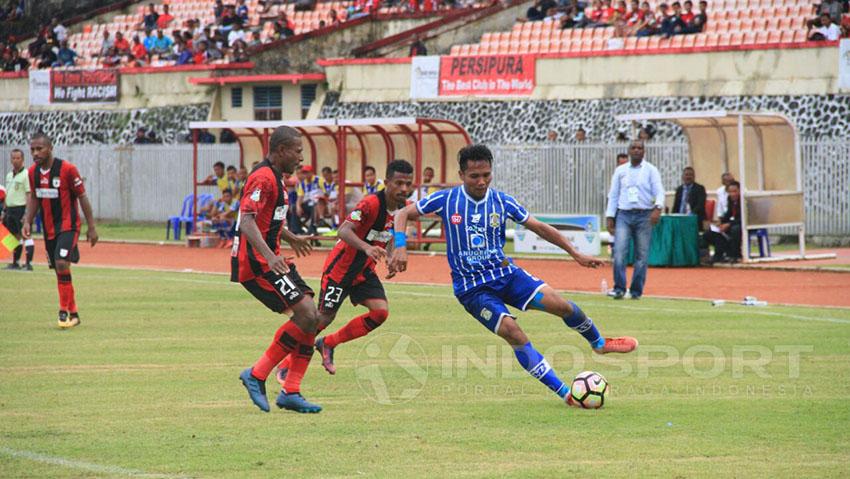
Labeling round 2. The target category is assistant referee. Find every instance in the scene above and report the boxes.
[4,149,34,270]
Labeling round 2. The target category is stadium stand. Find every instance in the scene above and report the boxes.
[449,0,849,55]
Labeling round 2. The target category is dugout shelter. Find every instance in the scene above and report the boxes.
[616,110,814,263]
[188,117,472,244]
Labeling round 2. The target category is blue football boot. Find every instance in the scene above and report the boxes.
[275,391,322,413]
[239,368,270,412]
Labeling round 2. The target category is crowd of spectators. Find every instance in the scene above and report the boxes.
[0,0,24,22]
[525,0,709,37]
[524,0,849,39]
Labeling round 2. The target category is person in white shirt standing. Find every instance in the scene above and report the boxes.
[3,149,34,271]
[605,140,665,300]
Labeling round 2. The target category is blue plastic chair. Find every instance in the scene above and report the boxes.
[166,194,195,240]
[748,228,771,258]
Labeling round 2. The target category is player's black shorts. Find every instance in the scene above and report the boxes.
[241,264,315,314]
[319,268,387,314]
[2,206,25,236]
[45,231,80,269]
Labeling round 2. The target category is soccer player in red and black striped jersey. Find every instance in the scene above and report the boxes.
[232,126,324,414]
[275,160,413,392]
[22,133,98,329]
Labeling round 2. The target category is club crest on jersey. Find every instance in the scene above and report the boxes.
[250,188,261,202]
[489,213,500,228]
[350,210,362,222]
[52,177,61,188]
[450,213,463,225]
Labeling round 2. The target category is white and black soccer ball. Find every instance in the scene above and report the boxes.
[569,371,608,409]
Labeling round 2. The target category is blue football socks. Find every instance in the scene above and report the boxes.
[564,301,605,350]
[513,342,569,398]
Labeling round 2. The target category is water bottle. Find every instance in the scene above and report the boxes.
[600,279,609,295]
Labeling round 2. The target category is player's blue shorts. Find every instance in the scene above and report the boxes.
[455,267,547,334]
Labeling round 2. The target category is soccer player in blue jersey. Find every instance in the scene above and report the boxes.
[389,144,638,407]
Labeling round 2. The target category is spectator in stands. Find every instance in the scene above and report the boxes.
[99,31,113,58]
[2,48,28,72]
[143,29,156,53]
[410,37,428,56]
[660,1,684,38]
[214,0,225,21]
[219,5,238,32]
[175,42,193,65]
[182,31,194,50]
[575,127,587,142]
[134,128,150,144]
[54,40,77,67]
[672,166,707,230]
[237,0,250,23]
[634,2,659,36]
[527,0,554,21]
[102,47,122,67]
[142,3,159,31]
[51,18,68,43]
[150,30,173,57]
[329,8,343,25]
[206,39,224,61]
[259,0,287,15]
[560,0,588,28]
[247,31,262,47]
[157,4,174,30]
[114,32,131,55]
[147,130,162,143]
[810,12,842,40]
[702,181,741,263]
[588,0,605,25]
[682,0,707,34]
[231,39,249,62]
[131,35,148,65]
[193,41,209,64]
[275,11,295,38]
[228,22,246,46]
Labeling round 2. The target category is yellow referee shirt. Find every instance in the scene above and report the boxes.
[4,168,30,207]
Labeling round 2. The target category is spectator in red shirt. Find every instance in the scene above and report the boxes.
[114,32,131,55]
[157,4,175,30]
[679,0,695,25]
[131,35,148,66]
[193,40,208,64]
[682,0,707,33]
[588,0,605,24]
[634,1,658,36]
[599,0,617,25]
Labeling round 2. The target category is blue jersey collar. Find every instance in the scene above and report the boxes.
[461,185,490,205]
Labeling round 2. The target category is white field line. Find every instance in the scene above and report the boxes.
[0,446,191,478]
[3,268,849,325]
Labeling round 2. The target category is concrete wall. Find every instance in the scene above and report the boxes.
[326,46,842,103]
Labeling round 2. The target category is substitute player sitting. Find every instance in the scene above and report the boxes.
[389,144,638,407]
[233,126,323,414]
[275,160,413,388]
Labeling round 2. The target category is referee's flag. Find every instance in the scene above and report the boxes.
[0,224,20,259]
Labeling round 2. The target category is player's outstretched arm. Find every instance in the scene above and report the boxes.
[524,217,603,269]
[388,203,421,274]
[241,213,289,274]
[79,194,98,247]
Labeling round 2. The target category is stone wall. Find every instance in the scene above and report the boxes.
[0,104,209,145]
[319,93,850,143]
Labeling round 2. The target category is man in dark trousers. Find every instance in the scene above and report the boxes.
[671,166,707,230]
[702,181,742,263]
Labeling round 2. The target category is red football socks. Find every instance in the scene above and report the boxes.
[324,309,388,348]
[282,345,314,393]
[56,270,76,313]
[252,321,315,381]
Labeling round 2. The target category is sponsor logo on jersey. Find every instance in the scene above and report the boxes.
[479,308,492,321]
[489,213,500,228]
[529,359,552,379]
[35,188,59,199]
[273,205,288,221]
[470,233,485,248]
[366,229,393,243]
[470,213,481,223]
[450,213,462,225]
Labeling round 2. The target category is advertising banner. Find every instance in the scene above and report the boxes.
[438,54,535,97]
[50,69,120,103]
[514,214,600,256]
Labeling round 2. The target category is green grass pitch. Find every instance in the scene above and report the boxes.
[1,267,849,478]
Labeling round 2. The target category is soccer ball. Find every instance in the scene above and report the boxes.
[569,371,608,409]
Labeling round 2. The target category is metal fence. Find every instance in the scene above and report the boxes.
[0,145,240,223]
[0,141,847,235]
